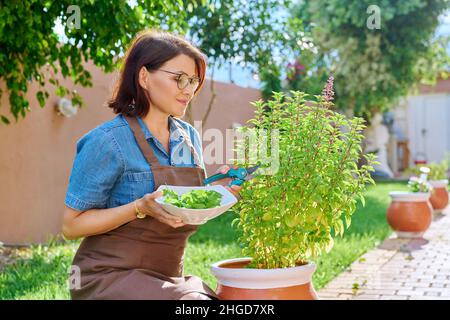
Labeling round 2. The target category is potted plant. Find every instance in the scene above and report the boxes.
[387,167,433,239]
[210,77,377,300]
[406,156,449,213]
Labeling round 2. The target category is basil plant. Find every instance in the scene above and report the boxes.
[231,78,377,269]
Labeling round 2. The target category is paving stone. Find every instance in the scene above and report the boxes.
[352,294,381,300]
[380,295,409,300]
[396,289,425,296]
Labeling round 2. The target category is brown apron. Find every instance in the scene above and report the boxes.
[69,116,219,300]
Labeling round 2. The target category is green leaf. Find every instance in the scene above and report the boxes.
[1,115,10,125]
[231,217,240,228]
[163,189,222,209]
[359,194,366,207]
[344,214,352,229]
[36,91,46,108]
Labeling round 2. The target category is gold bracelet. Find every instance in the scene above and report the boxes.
[134,199,147,219]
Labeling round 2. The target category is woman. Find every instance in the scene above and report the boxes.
[62,29,242,300]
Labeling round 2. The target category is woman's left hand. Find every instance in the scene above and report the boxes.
[211,165,242,198]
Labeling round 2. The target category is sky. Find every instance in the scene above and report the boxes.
[438,9,450,35]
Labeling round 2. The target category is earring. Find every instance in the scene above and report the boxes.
[128,99,136,111]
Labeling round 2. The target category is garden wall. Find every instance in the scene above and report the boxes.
[0,62,260,244]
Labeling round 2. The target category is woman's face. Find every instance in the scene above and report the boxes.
[139,54,198,117]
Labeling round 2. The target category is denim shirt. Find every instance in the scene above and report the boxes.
[65,114,205,212]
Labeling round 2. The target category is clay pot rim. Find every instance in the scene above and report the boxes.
[429,180,449,188]
[389,191,430,202]
[210,257,316,289]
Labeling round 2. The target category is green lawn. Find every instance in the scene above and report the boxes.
[0,181,407,299]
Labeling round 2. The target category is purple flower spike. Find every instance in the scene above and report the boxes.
[322,76,335,103]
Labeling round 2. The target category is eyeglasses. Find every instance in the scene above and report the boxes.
[155,68,201,91]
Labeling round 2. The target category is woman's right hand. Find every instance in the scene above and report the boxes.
[137,190,186,228]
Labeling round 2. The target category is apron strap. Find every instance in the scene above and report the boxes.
[170,116,203,168]
[124,115,203,169]
[124,115,161,167]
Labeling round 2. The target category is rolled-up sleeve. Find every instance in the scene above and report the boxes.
[65,128,124,211]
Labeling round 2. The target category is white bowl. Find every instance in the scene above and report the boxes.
[154,185,238,225]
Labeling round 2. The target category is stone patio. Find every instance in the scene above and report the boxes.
[319,205,450,300]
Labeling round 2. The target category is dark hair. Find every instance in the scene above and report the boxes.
[107,29,207,117]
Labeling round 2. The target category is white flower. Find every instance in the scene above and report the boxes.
[57,98,78,117]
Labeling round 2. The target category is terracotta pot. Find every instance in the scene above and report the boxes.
[429,180,449,213]
[387,192,432,238]
[210,257,318,300]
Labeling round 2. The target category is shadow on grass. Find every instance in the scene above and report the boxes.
[188,209,242,245]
